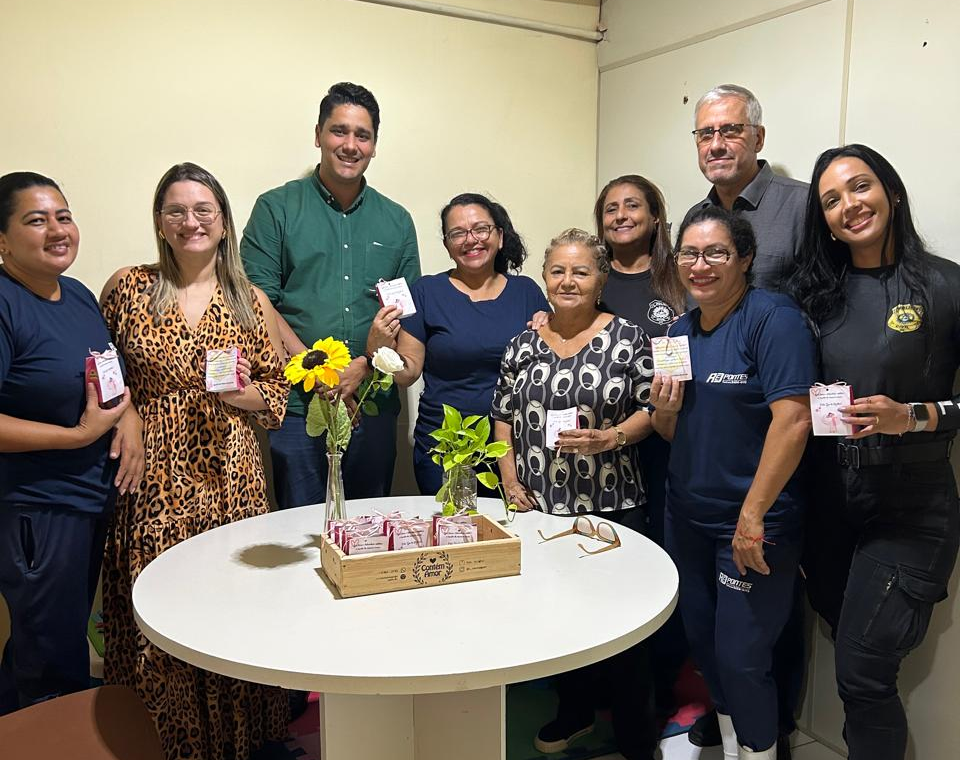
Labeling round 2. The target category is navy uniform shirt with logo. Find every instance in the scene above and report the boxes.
[667,288,817,536]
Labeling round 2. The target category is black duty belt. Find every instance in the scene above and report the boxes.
[836,440,953,469]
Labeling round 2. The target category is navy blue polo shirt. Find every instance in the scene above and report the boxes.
[0,268,119,513]
[667,288,816,536]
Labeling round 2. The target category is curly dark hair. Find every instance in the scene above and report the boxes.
[440,193,527,274]
[0,172,63,232]
[673,205,757,284]
[318,82,380,139]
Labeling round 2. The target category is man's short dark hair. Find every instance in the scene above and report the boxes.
[318,82,380,140]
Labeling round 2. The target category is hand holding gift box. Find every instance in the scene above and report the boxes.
[85,344,125,408]
[810,382,855,436]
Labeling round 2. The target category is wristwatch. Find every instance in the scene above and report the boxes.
[613,426,627,450]
[910,402,930,432]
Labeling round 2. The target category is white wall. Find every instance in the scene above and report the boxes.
[598,1,960,757]
[0,0,600,663]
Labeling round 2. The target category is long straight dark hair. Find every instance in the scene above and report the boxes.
[790,144,938,374]
[790,144,931,325]
[593,175,686,313]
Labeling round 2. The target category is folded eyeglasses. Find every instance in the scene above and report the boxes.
[537,515,621,556]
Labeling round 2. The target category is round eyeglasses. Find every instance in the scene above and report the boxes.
[444,223,496,244]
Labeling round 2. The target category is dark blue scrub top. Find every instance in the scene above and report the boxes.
[0,268,118,513]
[667,288,816,536]
[403,272,548,454]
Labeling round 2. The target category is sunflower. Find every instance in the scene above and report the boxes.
[285,337,351,392]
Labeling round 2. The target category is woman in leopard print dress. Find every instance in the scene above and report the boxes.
[99,163,289,760]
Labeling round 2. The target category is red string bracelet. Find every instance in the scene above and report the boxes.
[735,531,775,546]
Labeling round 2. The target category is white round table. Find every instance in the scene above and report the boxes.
[133,496,677,760]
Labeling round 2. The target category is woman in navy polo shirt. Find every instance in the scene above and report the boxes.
[0,172,140,713]
[650,206,815,760]
[372,193,547,495]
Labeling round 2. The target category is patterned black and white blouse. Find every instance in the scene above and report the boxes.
[491,316,654,515]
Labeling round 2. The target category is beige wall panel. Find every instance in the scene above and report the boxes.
[599,0,832,70]
[843,0,960,260]
[598,0,845,232]
[0,0,598,294]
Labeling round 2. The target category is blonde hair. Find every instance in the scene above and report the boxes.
[543,228,610,274]
[148,162,257,331]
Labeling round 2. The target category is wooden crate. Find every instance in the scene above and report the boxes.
[319,513,521,598]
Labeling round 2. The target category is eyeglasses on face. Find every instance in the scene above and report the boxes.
[444,223,497,244]
[691,123,759,145]
[537,515,621,556]
[160,205,222,226]
[674,246,734,267]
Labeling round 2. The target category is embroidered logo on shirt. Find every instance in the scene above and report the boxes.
[887,304,923,333]
[647,299,675,326]
[706,372,749,384]
[719,571,753,593]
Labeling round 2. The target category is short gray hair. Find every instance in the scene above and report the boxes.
[695,84,763,126]
[543,228,610,274]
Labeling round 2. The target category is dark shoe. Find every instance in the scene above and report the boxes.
[533,716,595,754]
[688,708,721,747]
[778,734,792,760]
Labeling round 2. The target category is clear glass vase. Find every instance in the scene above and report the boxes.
[324,451,347,532]
[442,464,477,514]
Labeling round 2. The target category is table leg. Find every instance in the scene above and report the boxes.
[414,686,505,760]
[319,686,505,760]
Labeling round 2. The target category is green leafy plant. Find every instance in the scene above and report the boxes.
[429,404,516,520]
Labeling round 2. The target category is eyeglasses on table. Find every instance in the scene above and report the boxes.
[537,515,621,556]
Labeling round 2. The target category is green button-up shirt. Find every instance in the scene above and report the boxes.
[240,169,421,416]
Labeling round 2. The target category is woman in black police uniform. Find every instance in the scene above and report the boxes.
[791,144,960,760]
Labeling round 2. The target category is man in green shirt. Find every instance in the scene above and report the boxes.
[241,82,420,508]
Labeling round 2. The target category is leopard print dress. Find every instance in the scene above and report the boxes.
[101,266,289,760]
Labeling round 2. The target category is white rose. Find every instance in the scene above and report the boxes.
[372,346,404,375]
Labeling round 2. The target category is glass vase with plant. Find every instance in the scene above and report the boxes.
[429,404,516,521]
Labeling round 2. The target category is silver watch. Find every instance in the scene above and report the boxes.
[910,402,930,432]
